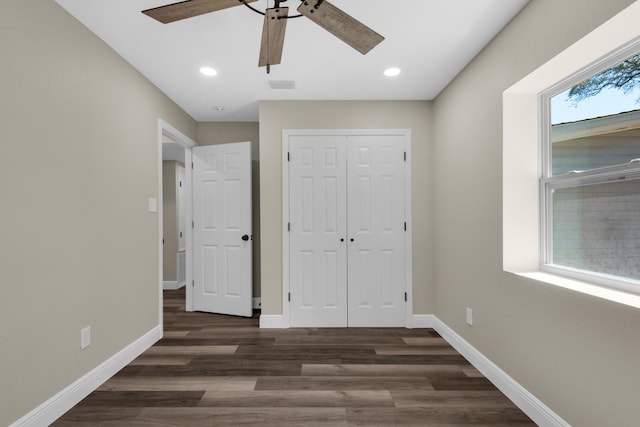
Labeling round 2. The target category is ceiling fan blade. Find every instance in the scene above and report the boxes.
[297,0,384,55]
[143,0,257,24]
[258,7,289,67]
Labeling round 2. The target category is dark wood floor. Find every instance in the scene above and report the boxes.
[53,288,535,426]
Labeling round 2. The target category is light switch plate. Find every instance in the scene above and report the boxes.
[80,326,91,350]
[148,197,158,213]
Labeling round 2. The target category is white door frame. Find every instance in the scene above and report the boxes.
[282,129,413,328]
[157,119,197,325]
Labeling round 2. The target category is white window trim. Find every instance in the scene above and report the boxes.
[503,1,640,309]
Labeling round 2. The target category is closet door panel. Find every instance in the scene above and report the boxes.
[289,136,348,327]
[347,135,406,327]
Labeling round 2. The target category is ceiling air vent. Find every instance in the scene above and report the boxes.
[268,80,296,90]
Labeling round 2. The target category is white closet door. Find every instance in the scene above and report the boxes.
[347,135,406,327]
[289,135,348,327]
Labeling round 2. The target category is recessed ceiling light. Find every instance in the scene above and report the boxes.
[384,67,401,77]
[213,106,224,112]
[200,67,217,76]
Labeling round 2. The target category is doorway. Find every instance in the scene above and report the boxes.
[157,120,196,323]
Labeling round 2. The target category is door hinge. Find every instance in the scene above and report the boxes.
[288,292,291,302]
[179,181,182,187]
[404,222,407,231]
[405,292,408,302]
[192,162,194,169]
[287,152,290,162]
[192,280,195,288]
[288,222,291,232]
[404,151,407,162]
[192,221,194,228]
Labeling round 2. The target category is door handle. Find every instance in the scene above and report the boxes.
[242,234,250,241]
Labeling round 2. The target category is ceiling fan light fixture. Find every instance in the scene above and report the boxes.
[200,67,218,76]
[384,67,401,77]
[144,0,385,71]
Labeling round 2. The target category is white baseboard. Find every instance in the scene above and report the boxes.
[252,297,262,310]
[259,314,288,328]
[412,314,436,328]
[163,281,179,290]
[432,317,569,427]
[10,325,162,427]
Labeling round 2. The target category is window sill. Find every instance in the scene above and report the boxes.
[515,271,640,310]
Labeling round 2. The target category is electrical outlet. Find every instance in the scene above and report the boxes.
[466,308,473,326]
[80,326,91,350]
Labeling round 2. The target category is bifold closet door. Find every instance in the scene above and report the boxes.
[288,133,406,327]
[289,136,348,327]
[347,135,406,327]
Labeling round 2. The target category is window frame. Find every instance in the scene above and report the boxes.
[539,51,640,295]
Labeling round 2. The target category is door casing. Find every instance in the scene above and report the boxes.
[157,119,197,322]
[282,129,413,328]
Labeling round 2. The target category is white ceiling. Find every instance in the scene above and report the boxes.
[55,0,529,122]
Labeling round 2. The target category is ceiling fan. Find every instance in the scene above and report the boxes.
[142,0,385,72]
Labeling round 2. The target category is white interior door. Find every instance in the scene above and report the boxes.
[289,135,348,327]
[287,132,407,327]
[347,135,406,327]
[192,142,252,317]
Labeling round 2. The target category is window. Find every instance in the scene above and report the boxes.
[503,2,640,308]
[541,52,640,294]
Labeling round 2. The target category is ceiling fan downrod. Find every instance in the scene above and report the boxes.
[239,0,303,19]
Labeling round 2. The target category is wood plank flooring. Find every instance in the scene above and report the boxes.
[53,288,535,426]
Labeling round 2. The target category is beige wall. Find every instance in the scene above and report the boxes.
[197,122,260,153]
[0,1,196,425]
[196,122,261,297]
[258,101,434,315]
[162,161,181,282]
[432,0,640,425]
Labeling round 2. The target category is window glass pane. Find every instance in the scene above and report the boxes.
[550,127,640,175]
[550,53,640,176]
[552,178,640,281]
